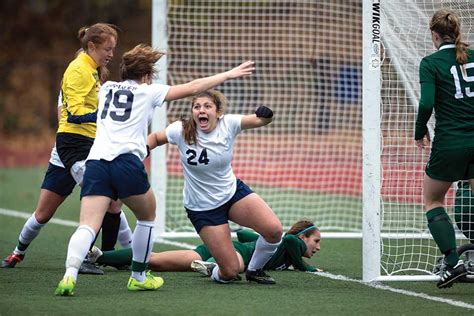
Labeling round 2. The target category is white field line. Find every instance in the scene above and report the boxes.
[310,271,474,310]
[1,207,474,310]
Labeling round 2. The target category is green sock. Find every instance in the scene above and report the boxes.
[426,207,458,267]
[16,241,29,252]
[131,260,148,273]
[97,248,133,267]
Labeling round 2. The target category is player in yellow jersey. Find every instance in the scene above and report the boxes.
[2,23,132,273]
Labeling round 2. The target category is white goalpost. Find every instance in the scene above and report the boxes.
[151,0,474,282]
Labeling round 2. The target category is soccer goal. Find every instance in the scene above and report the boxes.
[363,0,474,282]
[151,0,474,282]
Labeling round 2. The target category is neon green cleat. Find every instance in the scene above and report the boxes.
[54,276,76,296]
[127,271,164,291]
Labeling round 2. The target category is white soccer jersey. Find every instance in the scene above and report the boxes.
[88,80,170,161]
[166,114,243,211]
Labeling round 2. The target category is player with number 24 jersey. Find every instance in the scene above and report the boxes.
[166,115,242,211]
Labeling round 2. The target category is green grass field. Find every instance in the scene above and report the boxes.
[1,167,474,315]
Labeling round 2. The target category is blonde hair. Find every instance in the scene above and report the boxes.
[120,44,165,81]
[430,9,469,64]
[182,90,228,145]
[77,23,119,82]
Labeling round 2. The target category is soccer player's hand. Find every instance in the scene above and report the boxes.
[226,60,255,79]
[416,132,431,149]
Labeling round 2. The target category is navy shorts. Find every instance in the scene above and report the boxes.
[186,179,253,233]
[81,154,150,200]
[41,163,76,196]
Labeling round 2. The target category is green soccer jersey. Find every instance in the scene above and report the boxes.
[415,44,474,149]
[237,229,316,272]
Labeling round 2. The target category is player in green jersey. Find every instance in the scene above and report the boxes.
[85,219,322,277]
[414,9,474,289]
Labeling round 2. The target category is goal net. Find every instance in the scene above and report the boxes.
[151,0,474,281]
[152,0,363,237]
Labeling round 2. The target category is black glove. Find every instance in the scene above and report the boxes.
[255,106,273,118]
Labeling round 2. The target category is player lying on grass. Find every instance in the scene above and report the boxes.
[86,219,322,276]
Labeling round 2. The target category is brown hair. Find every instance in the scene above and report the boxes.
[77,23,119,82]
[182,90,228,145]
[286,219,319,237]
[430,9,470,64]
[120,44,165,81]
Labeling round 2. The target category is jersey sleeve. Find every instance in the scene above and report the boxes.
[224,114,243,137]
[283,235,317,272]
[414,58,436,140]
[63,68,96,115]
[149,83,171,108]
[166,121,183,145]
[236,229,260,242]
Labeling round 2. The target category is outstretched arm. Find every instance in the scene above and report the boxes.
[147,130,168,151]
[241,105,274,130]
[165,61,255,102]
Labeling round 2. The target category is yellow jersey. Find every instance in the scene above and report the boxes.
[58,52,100,139]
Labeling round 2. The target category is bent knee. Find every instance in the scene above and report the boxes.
[262,224,283,243]
[34,209,55,224]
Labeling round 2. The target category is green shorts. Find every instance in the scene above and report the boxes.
[426,147,474,181]
[193,241,255,267]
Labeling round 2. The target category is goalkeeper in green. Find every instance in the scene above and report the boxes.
[414,8,474,289]
[86,219,322,275]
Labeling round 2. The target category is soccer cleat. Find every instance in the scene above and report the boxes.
[437,260,467,289]
[54,276,76,296]
[191,260,217,277]
[127,271,164,291]
[86,246,103,264]
[1,253,24,268]
[78,260,104,275]
[245,269,276,284]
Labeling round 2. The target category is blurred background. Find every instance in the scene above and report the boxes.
[0,0,152,166]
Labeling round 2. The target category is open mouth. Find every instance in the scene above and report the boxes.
[198,117,208,128]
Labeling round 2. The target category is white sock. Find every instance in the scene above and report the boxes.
[15,214,45,254]
[210,265,232,284]
[131,220,155,282]
[64,225,96,280]
[117,211,133,249]
[247,236,281,271]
